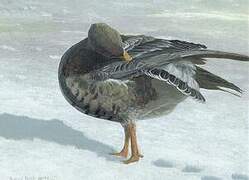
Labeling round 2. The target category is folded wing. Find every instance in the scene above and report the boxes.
[95,35,249,102]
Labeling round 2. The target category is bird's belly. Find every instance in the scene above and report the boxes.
[61,73,138,122]
[128,79,187,120]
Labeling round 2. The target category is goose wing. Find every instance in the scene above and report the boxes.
[92,36,249,102]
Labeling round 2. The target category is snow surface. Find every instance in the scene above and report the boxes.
[0,0,248,180]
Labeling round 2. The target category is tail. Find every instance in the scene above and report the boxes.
[195,66,242,96]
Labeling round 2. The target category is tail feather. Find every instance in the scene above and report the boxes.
[182,50,249,62]
[195,66,242,96]
[151,49,249,67]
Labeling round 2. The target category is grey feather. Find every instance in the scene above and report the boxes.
[95,35,248,102]
[195,66,242,95]
[143,68,205,102]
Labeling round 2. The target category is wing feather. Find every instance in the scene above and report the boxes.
[95,35,248,102]
[142,65,205,102]
[121,35,207,59]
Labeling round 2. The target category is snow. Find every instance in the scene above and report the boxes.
[0,45,17,52]
[0,0,248,180]
[49,55,61,60]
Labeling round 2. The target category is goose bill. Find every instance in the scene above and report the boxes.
[122,51,133,62]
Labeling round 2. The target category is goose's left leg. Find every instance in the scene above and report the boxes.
[123,121,143,164]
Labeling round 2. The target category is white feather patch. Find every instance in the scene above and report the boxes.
[162,61,199,90]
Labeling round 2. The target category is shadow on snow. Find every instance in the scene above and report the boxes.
[0,113,117,162]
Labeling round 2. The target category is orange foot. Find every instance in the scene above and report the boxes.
[123,155,140,164]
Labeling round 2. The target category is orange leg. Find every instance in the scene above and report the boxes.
[123,122,143,164]
[111,127,130,158]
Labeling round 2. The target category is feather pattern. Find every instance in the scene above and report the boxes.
[121,35,207,59]
[94,35,249,103]
[142,67,205,102]
[98,59,205,102]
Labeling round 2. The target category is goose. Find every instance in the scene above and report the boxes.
[58,23,249,164]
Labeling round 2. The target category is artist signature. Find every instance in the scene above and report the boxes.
[9,176,57,180]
